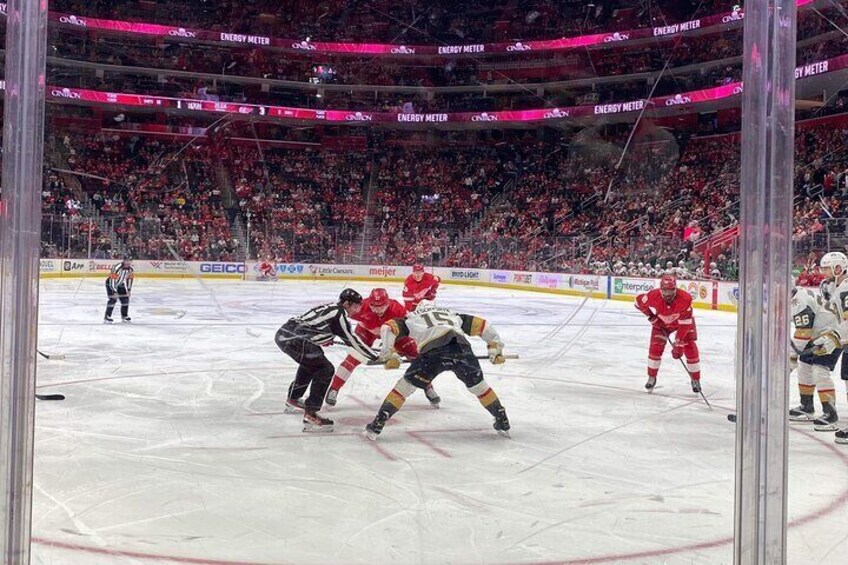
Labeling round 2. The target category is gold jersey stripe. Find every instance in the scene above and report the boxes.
[469,316,486,336]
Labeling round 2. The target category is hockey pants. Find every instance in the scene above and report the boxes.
[647,326,700,381]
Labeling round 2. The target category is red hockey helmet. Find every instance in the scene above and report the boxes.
[660,274,677,301]
[412,264,425,273]
[369,288,390,315]
[369,288,389,307]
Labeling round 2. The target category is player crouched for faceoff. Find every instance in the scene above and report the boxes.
[817,251,848,443]
[365,300,509,440]
[635,274,702,393]
[403,264,441,312]
[104,257,134,323]
[275,289,377,432]
[325,288,439,407]
[788,285,840,430]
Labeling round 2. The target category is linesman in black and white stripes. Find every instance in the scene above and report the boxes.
[275,289,377,432]
[104,257,134,323]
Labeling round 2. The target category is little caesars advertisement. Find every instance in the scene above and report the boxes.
[613,277,657,296]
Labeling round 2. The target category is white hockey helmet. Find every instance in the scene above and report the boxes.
[821,252,848,277]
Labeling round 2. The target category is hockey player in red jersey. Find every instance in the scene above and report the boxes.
[325,288,439,407]
[403,264,441,312]
[635,274,702,393]
[257,258,277,281]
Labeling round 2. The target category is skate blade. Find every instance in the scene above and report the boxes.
[789,415,816,423]
[284,405,303,414]
[302,424,334,433]
[496,429,511,438]
[835,437,848,444]
[365,430,380,441]
[429,402,441,409]
[814,424,840,432]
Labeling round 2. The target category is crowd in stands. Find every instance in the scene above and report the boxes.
[54,134,241,261]
[30,106,848,283]
[9,1,848,280]
[49,0,737,45]
[44,23,848,117]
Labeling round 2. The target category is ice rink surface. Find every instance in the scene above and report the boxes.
[29,278,848,565]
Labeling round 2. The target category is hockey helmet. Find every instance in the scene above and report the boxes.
[820,251,848,278]
[339,288,363,305]
[412,264,425,273]
[369,288,389,306]
[369,288,390,314]
[660,274,677,301]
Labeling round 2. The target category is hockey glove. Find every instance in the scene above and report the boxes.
[648,315,665,330]
[394,336,419,360]
[384,354,402,370]
[789,354,798,371]
[488,341,506,365]
[813,331,841,356]
[671,341,684,359]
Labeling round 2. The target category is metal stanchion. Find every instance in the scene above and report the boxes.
[0,0,48,563]
[735,0,796,563]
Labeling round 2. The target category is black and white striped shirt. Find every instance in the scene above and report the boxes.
[289,304,377,360]
[107,263,134,292]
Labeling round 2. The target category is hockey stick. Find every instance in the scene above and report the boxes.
[37,350,66,360]
[36,393,66,401]
[367,354,519,366]
[659,330,712,410]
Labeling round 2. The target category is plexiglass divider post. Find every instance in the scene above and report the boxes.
[0,0,49,563]
[735,0,796,563]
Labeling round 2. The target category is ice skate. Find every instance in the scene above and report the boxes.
[122,316,132,323]
[325,388,339,407]
[835,426,848,444]
[103,315,114,324]
[691,379,701,394]
[424,384,441,408]
[814,408,839,432]
[302,410,333,433]
[789,404,816,422]
[365,412,388,440]
[493,407,511,438]
[645,376,657,392]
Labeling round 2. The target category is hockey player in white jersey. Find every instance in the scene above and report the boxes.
[817,251,848,443]
[365,300,510,439]
[789,286,840,430]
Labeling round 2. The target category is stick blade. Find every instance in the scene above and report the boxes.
[36,394,65,401]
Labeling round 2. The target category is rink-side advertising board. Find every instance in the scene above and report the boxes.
[38,259,737,312]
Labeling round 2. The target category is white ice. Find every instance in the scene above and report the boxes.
[30,278,848,565]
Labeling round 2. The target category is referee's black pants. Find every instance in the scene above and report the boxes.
[275,321,334,412]
[105,281,130,319]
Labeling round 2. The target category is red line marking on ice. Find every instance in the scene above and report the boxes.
[363,437,398,461]
[33,405,848,564]
[407,431,452,458]
[31,537,280,565]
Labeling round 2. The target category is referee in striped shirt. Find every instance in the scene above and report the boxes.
[275,288,377,432]
[104,257,134,323]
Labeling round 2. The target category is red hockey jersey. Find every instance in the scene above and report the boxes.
[403,273,440,311]
[635,288,697,342]
[352,298,408,338]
